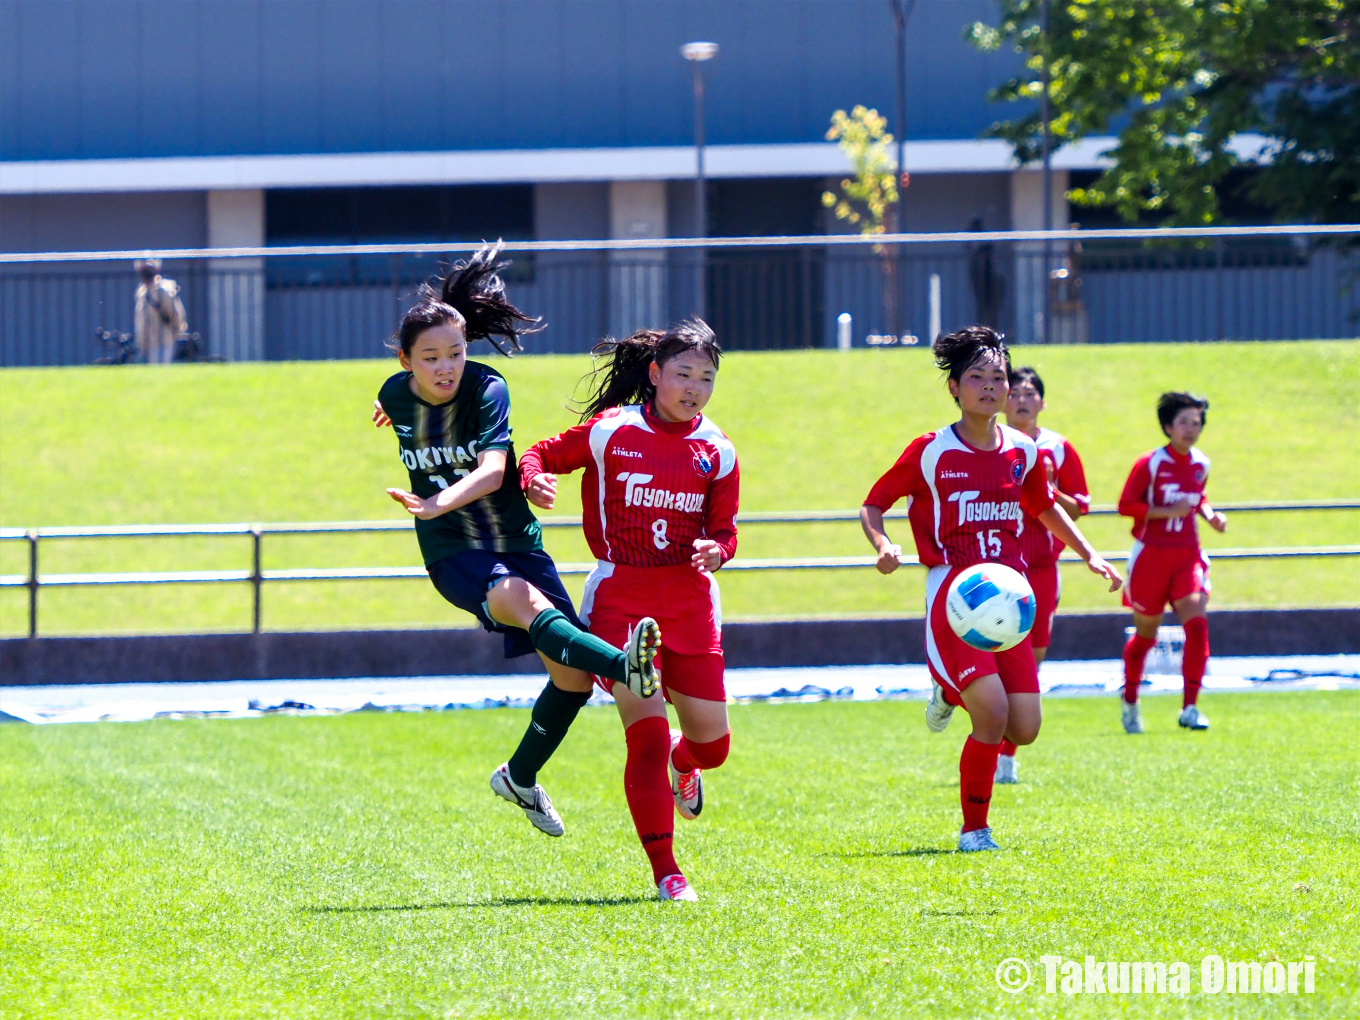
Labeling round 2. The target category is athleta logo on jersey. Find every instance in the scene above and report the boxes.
[617,472,706,512]
[399,442,478,472]
[949,490,1022,524]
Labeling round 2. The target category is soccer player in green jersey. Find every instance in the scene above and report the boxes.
[374,245,661,837]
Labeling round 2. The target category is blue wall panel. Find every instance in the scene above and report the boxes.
[1,0,1019,161]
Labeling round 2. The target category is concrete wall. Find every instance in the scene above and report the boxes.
[3,609,1356,685]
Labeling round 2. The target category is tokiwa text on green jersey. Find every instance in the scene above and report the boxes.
[377,362,542,566]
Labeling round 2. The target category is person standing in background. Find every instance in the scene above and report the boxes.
[134,258,187,364]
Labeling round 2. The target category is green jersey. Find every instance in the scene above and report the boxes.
[378,362,542,566]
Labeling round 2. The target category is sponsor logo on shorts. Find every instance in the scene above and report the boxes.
[959,665,977,680]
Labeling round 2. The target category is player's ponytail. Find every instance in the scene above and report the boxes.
[388,242,542,357]
[576,318,722,421]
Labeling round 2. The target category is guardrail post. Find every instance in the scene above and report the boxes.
[26,529,38,638]
[250,526,262,634]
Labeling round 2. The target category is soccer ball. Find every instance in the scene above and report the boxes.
[945,563,1036,652]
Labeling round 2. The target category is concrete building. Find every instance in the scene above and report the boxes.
[8,0,1338,362]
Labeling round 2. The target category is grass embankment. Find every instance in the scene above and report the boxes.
[1,342,1356,635]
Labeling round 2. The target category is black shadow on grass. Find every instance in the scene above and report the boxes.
[307,894,654,913]
[819,848,955,859]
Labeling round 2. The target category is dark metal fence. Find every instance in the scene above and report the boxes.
[1,228,1356,366]
[3,500,1355,637]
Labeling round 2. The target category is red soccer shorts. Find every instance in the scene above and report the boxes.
[925,565,1040,707]
[1123,542,1210,616]
[1025,561,1061,649]
[582,561,726,702]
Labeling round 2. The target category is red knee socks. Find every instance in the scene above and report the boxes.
[959,736,1002,833]
[1182,617,1209,707]
[998,739,1017,757]
[623,718,679,883]
[1123,633,1156,704]
[671,731,730,774]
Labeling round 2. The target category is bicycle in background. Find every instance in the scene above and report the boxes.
[92,328,138,364]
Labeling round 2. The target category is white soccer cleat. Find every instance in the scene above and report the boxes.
[669,729,704,820]
[1121,700,1144,735]
[994,754,1018,784]
[1178,704,1210,730]
[958,827,1001,852]
[490,763,564,837]
[625,618,662,699]
[657,873,699,902]
[925,681,955,733]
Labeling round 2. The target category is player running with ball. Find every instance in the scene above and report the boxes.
[996,366,1091,783]
[860,326,1121,852]
[519,319,737,902]
[375,246,661,840]
[1117,392,1227,734]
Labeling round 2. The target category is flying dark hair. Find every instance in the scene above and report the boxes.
[388,243,542,357]
[576,318,722,421]
[933,325,1010,405]
[1009,366,1045,399]
[1157,391,1209,433]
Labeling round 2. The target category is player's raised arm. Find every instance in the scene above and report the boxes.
[520,422,595,510]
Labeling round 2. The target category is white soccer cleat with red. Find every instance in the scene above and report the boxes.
[925,681,955,733]
[657,873,699,902]
[669,729,704,820]
[993,754,1018,784]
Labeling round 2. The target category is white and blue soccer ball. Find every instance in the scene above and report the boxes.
[945,563,1036,652]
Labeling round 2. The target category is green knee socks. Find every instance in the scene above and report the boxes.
[528,608,628,681]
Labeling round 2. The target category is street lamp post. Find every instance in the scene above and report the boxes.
[681,40,718,320]
[888,0,915,340]
[1040,0,1052,343]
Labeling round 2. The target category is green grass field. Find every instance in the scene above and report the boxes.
[1,691,1356,1018]
[1,341,1356,636]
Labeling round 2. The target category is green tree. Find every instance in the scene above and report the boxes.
[968,0,1359,225]
[822,106,905,336]
[821,106,899,235]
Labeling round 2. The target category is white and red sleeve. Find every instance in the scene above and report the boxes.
[1019,452,1056,518]
[705,456,740,563]
[519,419,596,489]
[1118,455,1154,536]
[864,436,929,511]
[1058,440,1091,515]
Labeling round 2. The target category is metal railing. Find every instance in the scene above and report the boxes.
[2,500,1356,638]
[2,225,1357,366]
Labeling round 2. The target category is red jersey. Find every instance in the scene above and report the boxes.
[864,424,1055,571]
[519,404,739,569]
[1020,427,1090,569]
[1119,445,1211,549]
